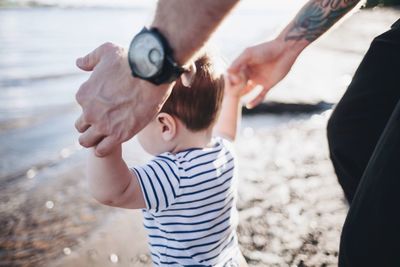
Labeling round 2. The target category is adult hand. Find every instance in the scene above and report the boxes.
[228,38,302,108]
[75,42,172,157]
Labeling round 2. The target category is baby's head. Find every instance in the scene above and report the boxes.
[138,54,225,155]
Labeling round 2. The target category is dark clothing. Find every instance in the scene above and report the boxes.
[327,19,400,203]
[327,19,400,266]
[339,99,400,267]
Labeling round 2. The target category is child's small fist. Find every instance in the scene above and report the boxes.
[224,72,253,98]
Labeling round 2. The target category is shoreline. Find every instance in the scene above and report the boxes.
[1,6,399,267]
[53,112,347,267]
[52,210,151,267]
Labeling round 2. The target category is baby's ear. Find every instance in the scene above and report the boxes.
[156,113,176,141]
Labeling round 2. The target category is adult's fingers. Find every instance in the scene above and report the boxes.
[95,135,119,157]
[228,48,253,75]
[76,42,113,71]
[241,80,256,96]
[75,114,90,133]
[78,126,105,148]
[246,87,269,109]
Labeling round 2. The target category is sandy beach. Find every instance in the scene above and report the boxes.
[1,6,399,267]
[38,113,333,267]
[46,112,345,267]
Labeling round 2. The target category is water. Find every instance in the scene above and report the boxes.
[0,5,397,266]
[1,2,391,183]
[0,4,302,182]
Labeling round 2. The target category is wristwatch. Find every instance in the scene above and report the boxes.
[127,27,186,85]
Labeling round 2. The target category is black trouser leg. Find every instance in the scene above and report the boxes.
[339,100,400,267]
[327,21,400,203]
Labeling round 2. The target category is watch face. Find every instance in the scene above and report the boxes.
[129,33,165,78]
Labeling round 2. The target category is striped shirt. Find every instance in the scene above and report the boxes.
[132,137,240,267]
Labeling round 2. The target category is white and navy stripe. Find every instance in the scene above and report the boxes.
[132,137,239,266]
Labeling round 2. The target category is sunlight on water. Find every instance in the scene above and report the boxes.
[0,2,306,182]
[340,74,353,87]
[63,247,72,256]
[87,249,98,260]
[109,253,119,263]
[45,200,54,209]
[26,168,37,179]
[242,127,255,139]
[60,148,72,158]
[1,2,398,266]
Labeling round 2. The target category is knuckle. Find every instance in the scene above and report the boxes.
[102,42,113,48]
[101,42,116,53]
[76,82,89,104]
[75,91,82,105]
[75,91,84,105]
[79,81,89,91]
[244,47,253,57]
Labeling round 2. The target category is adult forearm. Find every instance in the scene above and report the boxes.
[152,0,239,65]
[228,0,361,108]
[278,0,361,54]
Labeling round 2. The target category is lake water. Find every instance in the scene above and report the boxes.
[0,4,305,182]
[1,3,396,185]
[1,5,398,266]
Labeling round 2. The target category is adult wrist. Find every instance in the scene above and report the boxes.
[127,27,186,86]
[275,32,308,60]
[150,23,187,66]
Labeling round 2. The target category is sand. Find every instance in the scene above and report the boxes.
[50,112,346,267]
[236,113,347,266]
[52,210,151,267]
[1,6,399,267]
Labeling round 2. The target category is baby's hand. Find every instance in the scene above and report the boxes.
[224,72,253,98]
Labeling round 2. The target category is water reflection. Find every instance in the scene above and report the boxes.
[109,253,119,263]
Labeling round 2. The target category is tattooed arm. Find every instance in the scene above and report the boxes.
[285,0,360,42]
[229,0,360,108]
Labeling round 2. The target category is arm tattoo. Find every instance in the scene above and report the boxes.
[285,0,359,42]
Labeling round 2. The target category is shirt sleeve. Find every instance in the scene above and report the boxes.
[215,136,235,155]
[131,153,181,212]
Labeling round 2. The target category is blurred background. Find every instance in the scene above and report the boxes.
[0,0,399,266]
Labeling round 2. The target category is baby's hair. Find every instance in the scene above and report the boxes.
[160,54,224,131]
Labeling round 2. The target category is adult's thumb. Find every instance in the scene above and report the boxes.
[76,45,104,71]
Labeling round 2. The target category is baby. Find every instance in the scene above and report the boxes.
[87,54,249,267]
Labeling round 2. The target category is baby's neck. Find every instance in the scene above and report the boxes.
[171,127,213,154]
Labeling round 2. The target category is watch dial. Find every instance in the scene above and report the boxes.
[129,34,164,78]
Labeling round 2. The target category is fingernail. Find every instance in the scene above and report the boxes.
[95,150,104,158]
[76,57,83,66]
[246,103,254,109]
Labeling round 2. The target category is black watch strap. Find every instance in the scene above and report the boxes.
[129,27,186,85]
